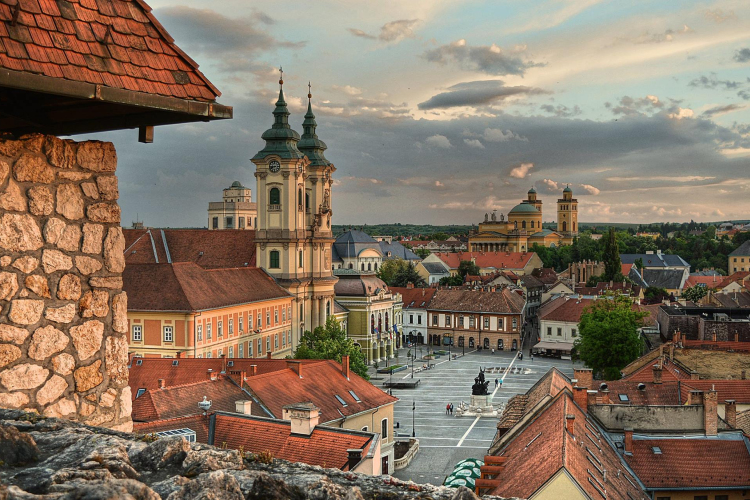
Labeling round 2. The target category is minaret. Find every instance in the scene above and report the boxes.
[557,185,578,242]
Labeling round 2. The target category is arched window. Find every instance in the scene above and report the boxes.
[371,314,375,334]
[299,250,303,268]
[522,220,526,229]
[562,221,567,232]
[305,192,310,212]
[298,188,303,209]
[374,262,378,270]
[269,250,280,269]
[368,263,372,271]
[361,263,365,271]
[530,221,535,228]
[514,221,518,229]
[326,301,330,317]
[269,188,280,206]
[349,263,353,269]
[385,312,389,331]
[378,314,382,334]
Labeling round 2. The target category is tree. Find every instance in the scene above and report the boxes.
[682,285,708,303]
[705,225,717,240]
[414,248,430,259]
[294,317,369,380]
[457,260,480,278]
[377,258,406,286]
[643,286,669,304]
[391,262,426,287]
[602,227,621,281]
[432,232,449,241]
[634,258,643,272]
[575,296,647,380]
[439,274,463,286]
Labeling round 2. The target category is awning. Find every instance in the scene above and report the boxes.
[533,341,575,352]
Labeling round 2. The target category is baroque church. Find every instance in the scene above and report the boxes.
[251,75,338,347]
[468,186,579,252]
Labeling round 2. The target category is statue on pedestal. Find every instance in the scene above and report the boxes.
[471,368,489,396]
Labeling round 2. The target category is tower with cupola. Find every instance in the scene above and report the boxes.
[556,185,578,244]
[526,186,542,213]
[252,71,337,349]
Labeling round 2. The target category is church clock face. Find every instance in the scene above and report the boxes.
[269,160,281,173]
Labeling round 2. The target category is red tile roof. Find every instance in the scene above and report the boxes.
[212,413,374,471]
[496,367,571,432]
[431,251,535,271]
[679,380,750,404]
[0,0,219,101]
[128,358,326,400]
[123,229,256,269]
[716,271,750,290]
[426,288,525,314]
[625,435,750,489]
[538,297,596,322]
[244,360,397,422]
[599,380,682,405]
[124,262,291,312]
[134,414,209,443]
[390,286,436,310]
[684,275,722,288]
[622,263,633,276]
[491,392,647,499]
[621,356,692,383]
[131,377,268,422]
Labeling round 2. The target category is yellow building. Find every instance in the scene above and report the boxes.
[469,186,578,252]
[207,181,258,230]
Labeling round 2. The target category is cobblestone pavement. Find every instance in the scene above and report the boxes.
[378,347,579,485]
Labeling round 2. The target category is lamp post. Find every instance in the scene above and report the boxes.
[412,400,416,437]
[410,344,415,379]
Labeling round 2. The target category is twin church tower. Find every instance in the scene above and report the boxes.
[252,72,337,342]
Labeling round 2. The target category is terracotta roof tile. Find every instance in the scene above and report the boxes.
[389,287,436,309]
[427,288,525,314]
[134,414,209,443]
[0,0,220,101]
[625,435,750,488]
[679,380,750,404]
[432,251,535,271]
[212,414,374,471]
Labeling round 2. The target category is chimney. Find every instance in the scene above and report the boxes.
[287,360,303,378]
[673,330,681,343]
[573,386,588,412]
[249,365,258,377]
[704,390,718,436]
[267,351,272,359]
[687,390,703,406]
[158,379,165,389]
[690,370,699,380]
[624,428,633,455]
[587,391,597,407]
[282,402,320,436]
[407,282,414,289]
[725,400,737,428]
[735,332,739,342]
[652,364,662,384]
[235,400,252,414]
[342,355,350,380]
[573,368,593,389]
[347,449,363,471]
[221,353,227,372]
[422,288,426,296]
[742,370,747,380]
[565,414,575,435]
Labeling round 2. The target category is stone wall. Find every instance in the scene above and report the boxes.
[0,134,130,431]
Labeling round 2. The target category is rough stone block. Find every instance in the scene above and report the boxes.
[0,213,44,252]
[0,344,22,368]
[88,203,121,223]
[25,274,51,298]
[42,249,73,273]
[57,274,82,300]
[0,391,29,408]
[82,223,104,254]
[0,158,9,184]
[0,179,27,211]
[44,136,78,169]
[96,176,119,201]
[14,154,55,183]
[56,183,85,220]
[89,276,122,289]
[28,185,54,215]
[112,292,128,333]
[9,299,44,325]
[45,303,77,323]
[43,397,76,418]
[52,353,75,376]
[76,256,103,275]
[77,141,117,172]
[0,270,19,300]
[12,256,39,273]
[74,360,103,392]
[104,227,125,273]
[81,181,100,200]
[105,335,128,385]
[28,325,69,360]
[57,224,82,252]
[43,217,66,245]
[36,374,69,406]
[71,320,104,361]
[79,290,109,318]
[0,323,30,344]
[0,363,49,391]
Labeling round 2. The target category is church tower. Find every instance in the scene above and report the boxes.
[526,186,542,214]
[556,185,578,243]
[252,72,337,349]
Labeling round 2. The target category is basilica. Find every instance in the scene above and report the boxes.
[468,186,579,252]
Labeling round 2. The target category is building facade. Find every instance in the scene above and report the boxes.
[251,80,338,348]
[207,181,257,230]
[426,288,526,351]
[468,186,578,252]
[729,241,750,274]
[391,286,437,345]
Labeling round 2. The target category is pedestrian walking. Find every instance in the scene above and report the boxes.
[531,354,534,362]
[495,378,499,388]
[446,403,450,415]
[450,403,454,415]
[491,348,495,354]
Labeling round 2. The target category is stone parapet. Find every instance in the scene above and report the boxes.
[0,134,131,431]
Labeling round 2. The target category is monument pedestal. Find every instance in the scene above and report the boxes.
[455,394,498,418]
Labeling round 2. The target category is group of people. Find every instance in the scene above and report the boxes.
[445,403,455,415]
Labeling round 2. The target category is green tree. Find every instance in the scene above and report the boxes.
[377,258,406,286]
[414,248,430,259]
[643,286,669,304]
[439,275,464,286]
[705,225,717,240]
[432,232,449,241]
[682,285,708,303]
[575,296,647,380]
[392,262,426,287]
[457,260,480,278]
[294,317,369,380]
[602,227,621,281]
[634,258,644,272]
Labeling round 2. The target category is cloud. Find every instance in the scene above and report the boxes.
[332,85,363,96]
[509,163,534,178]
[463,139,485,149]
[536,178,561,193]
[398,178,450,191]
[734,48,750,63]
[348,19,419,43]
[704,9,736,23]
[579,184,600,195]
[511,0,603,33]
[689,74,743,90]
[632,25,693,44]
[425,135,452,148]
[607,95,663,116]
[423,39,544,76]
[702,104,746,118]
[483,128,528,142]
[155,7,304,75]
[667,107,694,120]
[540,104,582,117]
[606,176,715,182]
[417,80,549,110]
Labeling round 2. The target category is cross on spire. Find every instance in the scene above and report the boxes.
[308,81,312,101]
[278,66,284,86]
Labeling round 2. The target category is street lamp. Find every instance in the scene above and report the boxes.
[412,400,416,437]
[410,344,415,379]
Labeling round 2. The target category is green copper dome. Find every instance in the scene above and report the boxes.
[298,97,331,167]
[528,187,537,194]
[509,203,540,214]
[253,86,305,161]
[563,185,572,193]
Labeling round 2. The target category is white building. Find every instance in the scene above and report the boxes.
[390,285,436,345]
[207,180,257,230]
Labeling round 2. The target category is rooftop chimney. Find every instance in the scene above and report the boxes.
[235,400,252,415]
[704,390,718,436]
[249,365,258,377]
[687,390,703,406]
[347,449,363,471]
[690,370,699,380]
[282,402,320,436]
[221,353,227,372]
[287,360,303,378]
[342,355,350,380]
[725,399,737,428]
[742,370,747,380]
[573,386,588,412]
[267,351,272,360]
[158,379,165,389]
[565,414,575,435]
[624,428,633,455]
[573,368,593,389]
[652,364,662,384]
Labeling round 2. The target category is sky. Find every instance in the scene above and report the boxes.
[83,0,750,227]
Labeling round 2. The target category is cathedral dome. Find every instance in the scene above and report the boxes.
[509,203,540,214]
[334,274,388,297]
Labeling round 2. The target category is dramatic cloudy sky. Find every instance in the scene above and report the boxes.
[83,0,750,226]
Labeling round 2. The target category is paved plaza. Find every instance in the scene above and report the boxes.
[377,347,579,485]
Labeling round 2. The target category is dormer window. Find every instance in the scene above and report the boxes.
[334,395,348,407]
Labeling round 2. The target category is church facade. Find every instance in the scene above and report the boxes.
[251,77,338,350]
[469,186,579,252]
